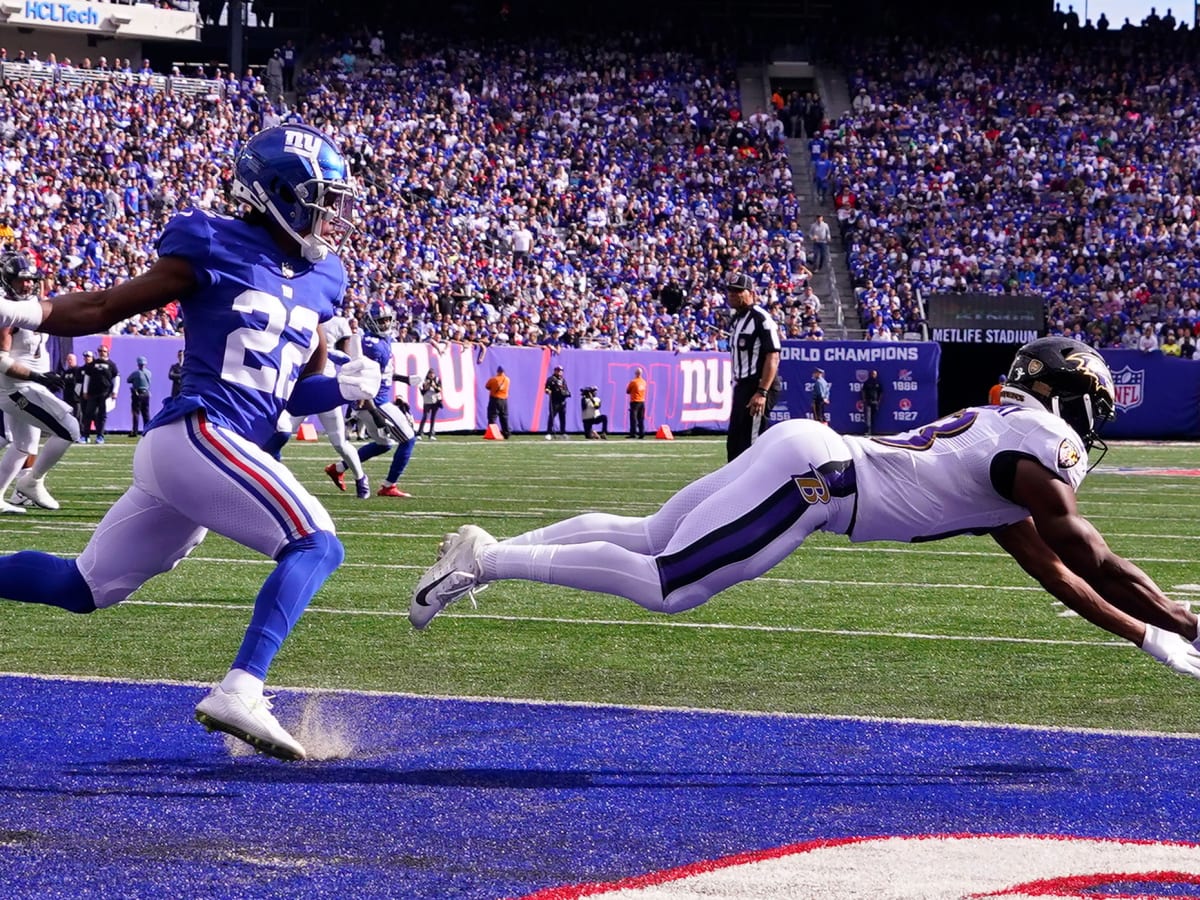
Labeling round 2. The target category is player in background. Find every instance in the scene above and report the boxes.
[324,304,418,498]
[269,311,369,494]
[411,338,1200,685]
[0,253,79,514]
[0,124,382,760]
[319,312,369,498]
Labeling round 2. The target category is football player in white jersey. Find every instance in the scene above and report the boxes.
[411,337,1200,682]
[0,253,81,514]
[319,311,369,498]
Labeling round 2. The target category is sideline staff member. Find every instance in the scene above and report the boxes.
[485,365,511,438]
[725,272,781,461]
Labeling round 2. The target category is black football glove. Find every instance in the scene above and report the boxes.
[30,372,64,392]
[364,401,408,442]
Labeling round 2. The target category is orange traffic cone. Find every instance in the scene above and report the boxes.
[655,425,674,440]
[483,423,505,440]
[295,422,318,441]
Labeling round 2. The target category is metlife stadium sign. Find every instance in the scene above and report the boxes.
[0,0,199,40]
[926,293,1044,344]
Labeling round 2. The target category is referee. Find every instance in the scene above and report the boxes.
[724,272,781,461]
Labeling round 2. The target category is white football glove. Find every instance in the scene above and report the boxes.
[336,357,381,401]
[1141,623,1200,680]
[0,298,45,331]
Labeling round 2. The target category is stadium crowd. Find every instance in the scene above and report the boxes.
[819,19,1200,352]
[0,29,818,354]
[9,11,1200,357]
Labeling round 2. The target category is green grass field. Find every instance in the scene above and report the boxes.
[2,433,1198,734]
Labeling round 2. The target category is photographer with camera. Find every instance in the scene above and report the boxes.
[581,386,608,440]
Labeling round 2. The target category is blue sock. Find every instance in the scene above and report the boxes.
[262,431,291,461]
[232,531,344,680]
[358,442,390,464]
[385,438,415,484]
[0,552,95,613]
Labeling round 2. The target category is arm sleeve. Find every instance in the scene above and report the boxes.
[285,374,344,416]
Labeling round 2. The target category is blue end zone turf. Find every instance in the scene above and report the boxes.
[0,674,1196,898]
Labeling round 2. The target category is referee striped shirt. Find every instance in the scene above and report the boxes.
[729,305,782,382]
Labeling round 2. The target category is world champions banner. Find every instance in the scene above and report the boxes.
[45,337,1200,440]
[775,341,941,434]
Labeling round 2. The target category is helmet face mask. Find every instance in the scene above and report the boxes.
[231,125,357,262]
[1004,337,1116,450]
[361,303,394,337]
[0,253,43,302]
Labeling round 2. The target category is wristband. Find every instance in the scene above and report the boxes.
[755,388,768,397]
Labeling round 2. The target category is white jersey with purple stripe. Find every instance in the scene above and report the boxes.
[0,311,51,392]
[146,209,346,448]
[844,405,1088,543]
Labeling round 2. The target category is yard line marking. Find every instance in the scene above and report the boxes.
[116,598,1125,648]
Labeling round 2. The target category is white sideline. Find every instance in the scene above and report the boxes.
[0,668,1196,741]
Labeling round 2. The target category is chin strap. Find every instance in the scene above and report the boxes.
[1086,436,1108,473]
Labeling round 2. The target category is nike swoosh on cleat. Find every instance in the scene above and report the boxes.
[414,571,457,607]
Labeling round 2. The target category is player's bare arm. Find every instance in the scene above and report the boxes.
[301,322,329,380]
[992,513,1147,644]
[28,257,196,337]
[1011,458,1196,638]
[994,458,1198,650]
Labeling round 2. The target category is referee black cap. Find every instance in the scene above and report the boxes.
[724,272,755,291]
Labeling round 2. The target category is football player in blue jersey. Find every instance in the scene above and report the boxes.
[411,338,1200,685]
[0,124,382,761]
[324,303,419,498]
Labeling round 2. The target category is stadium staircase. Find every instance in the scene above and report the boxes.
[742,63,857,338]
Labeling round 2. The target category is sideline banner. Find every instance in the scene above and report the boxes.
[1098,349,1200,439]
[776,341,941,434]
[59,338,736,436]
[54,337,946,436]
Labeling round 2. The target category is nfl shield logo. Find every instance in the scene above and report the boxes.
[1112,366,1144,412]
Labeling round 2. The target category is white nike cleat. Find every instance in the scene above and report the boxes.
[0,499,27,515]
[13,472,59,510]
[410,524,496,630]
[194,686,307,761]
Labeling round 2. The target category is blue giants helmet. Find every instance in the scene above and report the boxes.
[362,302,394,336]
[230,124,357,262]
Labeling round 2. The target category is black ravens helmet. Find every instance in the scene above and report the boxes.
[1001,336,1116,451]
[0,253,43,302]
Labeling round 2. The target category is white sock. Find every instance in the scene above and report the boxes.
[220,668,264,697]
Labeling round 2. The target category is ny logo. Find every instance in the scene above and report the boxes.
[284,130,321,155]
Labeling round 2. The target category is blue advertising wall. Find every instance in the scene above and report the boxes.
[53,337,1196,439]
[61,337,942,437]
[775,341,941,434]
[1098,349,1200,439]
